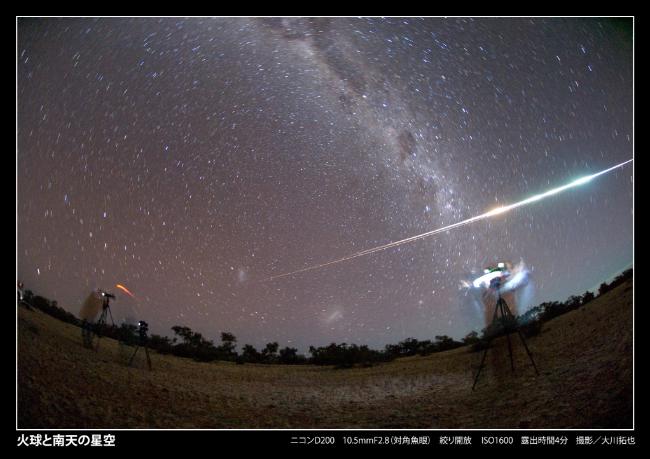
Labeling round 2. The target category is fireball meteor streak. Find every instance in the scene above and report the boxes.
[262,159,633,282]
[115,284,135,298]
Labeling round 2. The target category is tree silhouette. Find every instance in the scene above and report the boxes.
[598,282,611,296]
[582,290,595,305]
[278,346,299,364]
[566,295,582,311]
[434,335,459,351]
[242,344,261,363]
[462,331,480,346]
[262,342,279,363]
[218,332,237,359]
[170,325,218,361]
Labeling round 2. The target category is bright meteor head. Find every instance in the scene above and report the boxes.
[571,175,593,186]
[485,206,508,217]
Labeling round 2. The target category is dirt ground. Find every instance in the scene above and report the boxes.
[17,280,633,428]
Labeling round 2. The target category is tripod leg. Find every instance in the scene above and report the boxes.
[82,321,91,348]
[504,328,515,371]
[500,296,540,376]
[144,346,152,371]
[499,300,515,372]
[472,339,491,390]
[516,329,540,375]
[94,317,104,352]
[129,346,139,366]
[95,314,104,337]
[486,298,501,337]
[472,297,501,390]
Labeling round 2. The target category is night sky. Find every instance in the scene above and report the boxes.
[17,18,633,352]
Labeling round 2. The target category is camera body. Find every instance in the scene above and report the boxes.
[138,321,149,341]
[472,262,510,290]
[489,275,503,290]
[99,290,115,309]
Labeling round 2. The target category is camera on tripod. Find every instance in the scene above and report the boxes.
[137,320,149,341]
[473,262,509,289]
[489,275,502,290]
[130,320,152,370]
[100,291,115,300]
[471,261,539,390]
[99,291,115,311]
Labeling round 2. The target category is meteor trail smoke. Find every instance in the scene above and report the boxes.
[262,159,632,282]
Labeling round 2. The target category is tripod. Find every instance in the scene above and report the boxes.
[93,297,115,351]
[129,336,152,371]
[472,287,539,390]
[97,303,115,328]
[129,321,152,370]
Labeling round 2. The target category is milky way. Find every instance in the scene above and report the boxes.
[17,18,633,352]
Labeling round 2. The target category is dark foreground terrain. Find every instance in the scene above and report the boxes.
[18,280,632,428]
